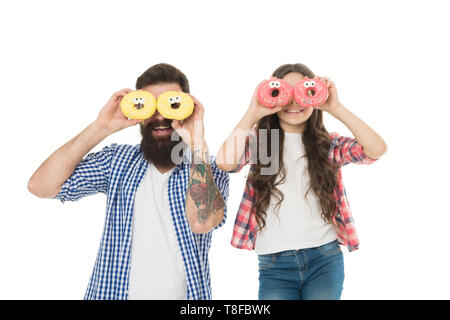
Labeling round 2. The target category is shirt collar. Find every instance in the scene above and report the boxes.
[284,133,304,160]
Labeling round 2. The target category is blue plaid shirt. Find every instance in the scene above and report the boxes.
[53,143,229,300]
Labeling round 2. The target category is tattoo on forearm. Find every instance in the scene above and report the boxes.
[188,148,225,224]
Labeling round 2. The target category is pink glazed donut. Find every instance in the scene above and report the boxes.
[294,77,329,107]
[257,77,293,108]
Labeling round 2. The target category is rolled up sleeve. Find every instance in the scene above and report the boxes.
[53,144,117,203]
[328,132,377,166]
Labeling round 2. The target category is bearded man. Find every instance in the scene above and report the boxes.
[27,63,229,300]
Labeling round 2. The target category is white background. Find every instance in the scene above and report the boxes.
[1,0,449,299]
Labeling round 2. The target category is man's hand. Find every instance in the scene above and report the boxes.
[171,94,225,233]
[28,89,139,198]
[94,88,141,135]
[171,94,205,150]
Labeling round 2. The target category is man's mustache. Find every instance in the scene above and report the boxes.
[140,119,174,140]
[146,119,173,129]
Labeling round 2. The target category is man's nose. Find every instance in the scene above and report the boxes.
[152,110,165,120]
[143,110,165,126]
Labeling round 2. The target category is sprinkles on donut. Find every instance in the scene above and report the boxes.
[293,76,329,108]
[257,77,294,108]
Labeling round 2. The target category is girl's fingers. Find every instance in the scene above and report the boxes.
[315,76,332,85]
[252,81,266,104]
[254,80,265,94]
[269,106,282,114]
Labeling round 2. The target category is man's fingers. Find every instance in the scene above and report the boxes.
[115,88,133,97]
[171,119,180,129]
[187,95,205,118]
[189,94,203,109]
[111,88,132,100]
[108,88,133,105]
[126,119,141,127]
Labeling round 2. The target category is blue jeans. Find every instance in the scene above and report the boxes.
[258,240,345,300]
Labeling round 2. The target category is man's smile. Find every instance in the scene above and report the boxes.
[152,126,174,136]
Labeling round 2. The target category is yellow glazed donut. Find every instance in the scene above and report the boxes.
[120,91,157,120]
[156,91,194,120]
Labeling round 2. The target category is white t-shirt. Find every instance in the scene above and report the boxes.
[128,163,187,299]
[254,132,337,255]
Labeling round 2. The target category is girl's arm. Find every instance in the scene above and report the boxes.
[216,83,282,172]
[316,77,388,159]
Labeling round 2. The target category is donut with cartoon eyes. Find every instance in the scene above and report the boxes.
[293,77,328,108]
[120,91,157,120]
[257,77,293,108]
[156,91,194,120]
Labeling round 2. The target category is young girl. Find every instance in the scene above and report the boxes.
[217,63,387,300]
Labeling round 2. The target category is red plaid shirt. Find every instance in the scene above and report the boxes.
[230,130,377,252]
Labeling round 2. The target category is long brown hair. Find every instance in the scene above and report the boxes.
[248,63,338,231]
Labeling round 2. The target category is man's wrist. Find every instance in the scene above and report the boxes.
[84,121,111,143]
[90,120,114,138]
[191,140,209,164]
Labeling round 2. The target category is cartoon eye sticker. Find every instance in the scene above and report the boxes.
[294,77,329,108]
[256,78,294,108]
[168,96,177,104]
[269,80,281,88]
[131,97,146,109]
[120,91,157,120]
[157,91,194,120]
[167,96,182,109]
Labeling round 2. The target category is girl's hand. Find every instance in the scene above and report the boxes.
[313,76,342,113]
[244,81,282,124]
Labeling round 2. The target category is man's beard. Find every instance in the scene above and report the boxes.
[139,119,187,167]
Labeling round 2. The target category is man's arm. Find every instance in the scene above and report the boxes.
[28,88,140,198]
[185,143,225,234]
[171,95,227,234]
